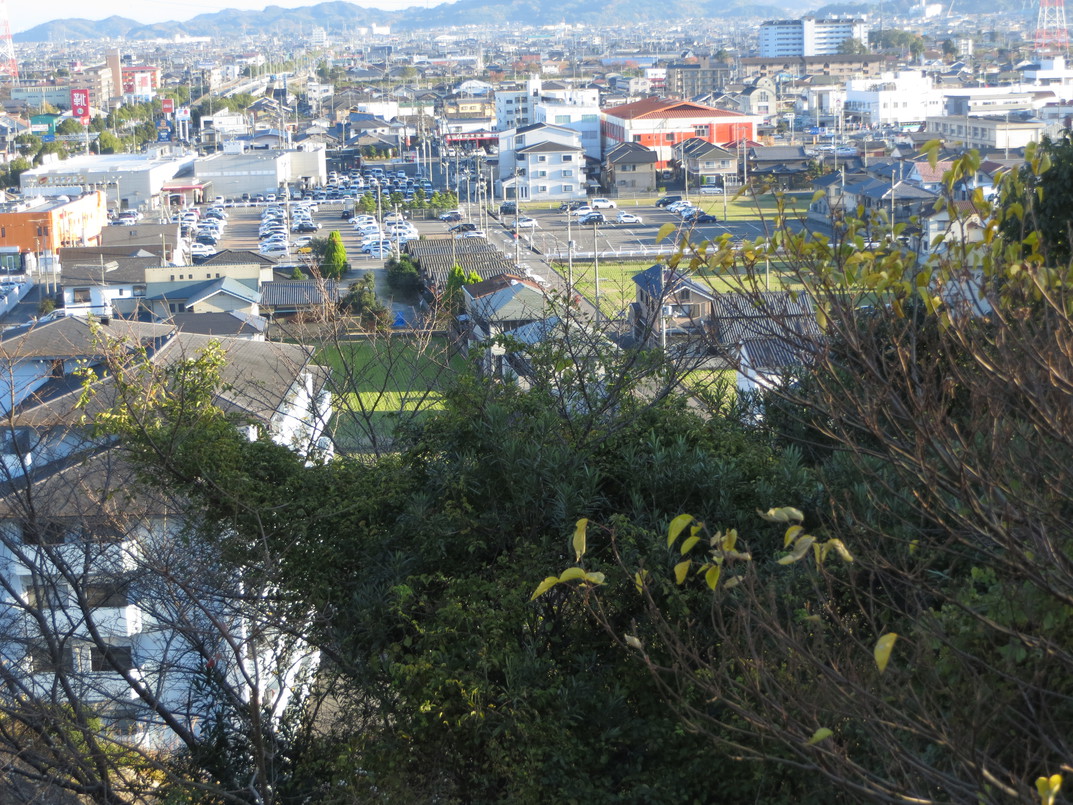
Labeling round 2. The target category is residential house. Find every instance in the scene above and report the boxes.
[603,142,658,194]
[0,317,330,750]
[674,139,737,189]
[497,123,586,202]
[461,273,548,376]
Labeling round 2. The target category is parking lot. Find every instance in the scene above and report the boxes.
[485,198,784,263]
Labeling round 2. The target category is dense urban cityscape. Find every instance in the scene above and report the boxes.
[0,0,1069,801]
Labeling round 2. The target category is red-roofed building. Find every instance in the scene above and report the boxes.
[601,98,761,169]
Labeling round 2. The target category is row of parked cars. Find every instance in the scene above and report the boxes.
[259,202,322,258]
[180,205,229,259]
[352,212,419,258]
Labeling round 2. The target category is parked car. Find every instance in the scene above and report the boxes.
[499,201,517,215]
[513,217,539,229]
[579,212,606,225]
[450,222,478,233]
[698,185,724,195]
[189,243,216,259]
[569,206,594,218]
[292,222,320,233]
[656,195,683,208]
[590,198,616,209]
[616,211,643,225]
[439,210,464,222]
[559,200,587,212]
[456,231,486,239]
[687,213,720,224]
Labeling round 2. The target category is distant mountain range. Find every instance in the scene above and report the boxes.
[14,0,806,43]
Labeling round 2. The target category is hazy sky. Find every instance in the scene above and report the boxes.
[11,0,431,35]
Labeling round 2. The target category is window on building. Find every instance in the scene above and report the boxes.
[28,641,75,674]
[562,170,573,177]
[21,575,67,609]
[582,114,598,123]
[90,645,134,672]
[72,288,91,304]
[133,285,146,297]
[632,135,642,142]
[537,155,547,162]
[85,581,129,609]
[563,154,573,162]
[538,185,547,193]
[555,115,570,125]
[23,520,70,545]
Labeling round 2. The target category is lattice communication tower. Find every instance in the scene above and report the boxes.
[0,0,17,83]
[1036,0,1070,53]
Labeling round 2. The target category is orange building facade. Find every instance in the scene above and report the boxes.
[0,193,108,255]
[601,99,762,169]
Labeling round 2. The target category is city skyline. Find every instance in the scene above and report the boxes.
[11,0,436,35]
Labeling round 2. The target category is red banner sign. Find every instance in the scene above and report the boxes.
[161,98,174,114]
[70,88,90,123]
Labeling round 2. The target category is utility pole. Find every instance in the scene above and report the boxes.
[593,219,601,322]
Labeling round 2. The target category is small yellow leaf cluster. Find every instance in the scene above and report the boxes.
[530,519,606,600]
[759,508,854,566]
[665,515,750,592]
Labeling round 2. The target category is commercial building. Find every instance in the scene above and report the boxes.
[924,115,1052,152]
[0,193,108,256]
[844,71,945,127]
[193,146,327,200]
[758,18,868,58]
[666,59,733,100]
[601,98,760,169]
[20,152,198,213]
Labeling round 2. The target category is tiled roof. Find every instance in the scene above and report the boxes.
[603,97,748,121]
[259,280,339,308]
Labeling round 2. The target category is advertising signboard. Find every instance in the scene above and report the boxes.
[70,89,90,123]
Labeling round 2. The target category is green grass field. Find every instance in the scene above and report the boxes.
[318,338,467,451]
[557,258,811,318]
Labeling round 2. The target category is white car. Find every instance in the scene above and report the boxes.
[569,206,594,218]
[189,243,216,258]
[259,244,289,257]
[668,201,697,215]
[699,185,724,195]
[590,198,617,209]
[616,212,643,225]
[455,231,486,239]
[513,217,539,229]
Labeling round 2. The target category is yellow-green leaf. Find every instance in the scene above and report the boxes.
[759,507,804,523]
[777,535,816,565]
[805,727,833,746]
[874,633,899,673]
[583,571,606,585]
[674,560,691,585]
[705,564,721,590]
[531,576,558,600]
[1036,773,1062,805]
[721,528,738,552]
[573,518,588,562]
[633,569,649,593]
[656,222,676,243]
[624,634,643,650]
[784,524,804,548]
[828,538,854,563]
[667,514,694,547]
[680,535,701,555]
[558,567,586,582]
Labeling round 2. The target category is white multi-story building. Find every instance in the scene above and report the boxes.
[759,17,868,58]
[0,318,330,753]
[844,71,944,126]
[498,123,586,202]
[534,100,601,160]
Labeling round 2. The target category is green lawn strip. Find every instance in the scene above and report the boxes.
[317,337,466,450]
